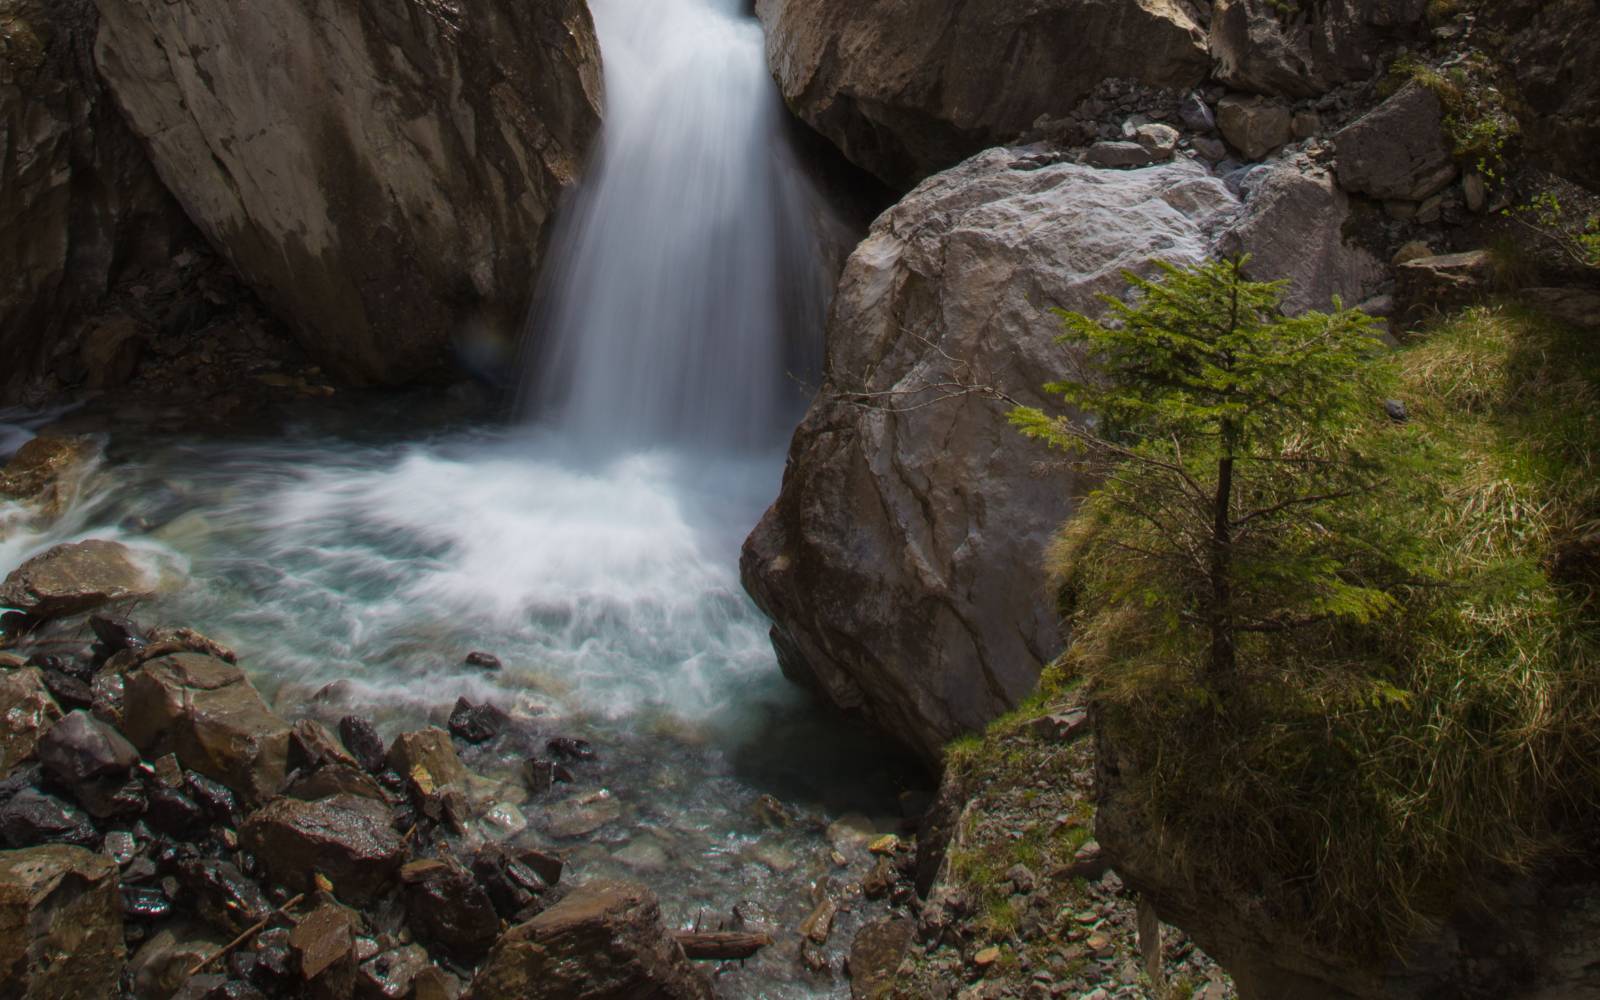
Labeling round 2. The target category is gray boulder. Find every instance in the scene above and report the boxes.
[755,0,1208,188]
[742,153,1239,762]
[92,0,603,385]
[1209,0,1428,98]
[1216,94,1294,161]
[1333,81,1457,202]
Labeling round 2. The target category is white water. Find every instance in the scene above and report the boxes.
[524,0,831,448]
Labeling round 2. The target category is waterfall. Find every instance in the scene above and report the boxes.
[519,0,832,450]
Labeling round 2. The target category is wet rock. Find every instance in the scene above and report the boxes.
[338,716,387,775]
[185,771,241,824]
[545,790,622,839]
[741,153,1238,762]
[448,698,504,744]
[848,918,915,1000]
[411,966,461,1000]
[402,859,501,965]
[466,880,712,1000]
[0,538,158,621]
[0,846,122,997]
[464,651,502,672]
[38,708,139,787]
[1332,81,1455,202]
[285,721,389,803]
[122,653,292,807]
[289,902,359,998]
[130,922,228,1000]
[38,666,94,711]
[241,793,405,905]
[0,668,63,775]
[755,0,1208,187]
[356,943,431,1000]
[544,736,596,762]
[249,927,296,994]
[0,788,98,847]
[511,846,564,887]
[123,883,174,920]
[93,0,603,385]
[471,845,549,918]
[179,858,271,935]
[520,758,558,796]
[145,785,207,835]
[1216,94,1293,160]
[386,729,469,794]
[0,436,98,515]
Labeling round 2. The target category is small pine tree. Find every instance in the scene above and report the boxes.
[1011,257,1398,682]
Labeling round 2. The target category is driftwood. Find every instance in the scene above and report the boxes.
[673,931,774,961]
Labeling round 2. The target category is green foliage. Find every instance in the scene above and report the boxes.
[1393,54,1520,183]
[1509,191,1600,270]
[1048,299,1600,956]
[1012,258,1396,678]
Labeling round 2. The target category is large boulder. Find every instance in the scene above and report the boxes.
[743,150,1385,762]
[1492,0,1600,192]
[91,0,604,385]
[241,793,406,906]
[0,669,62,776]
[0,436,98,519]
[741,153,1239,762]
[0,539,158,621]
[0,845,124,998]
[1209,0,1428,98]
[755,0,1209,188]
[0,0,188,400]
[121,653,292,806]
[1332,81,1456,203]
[466,880,712,1000]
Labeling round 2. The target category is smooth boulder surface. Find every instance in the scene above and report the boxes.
[466,880,712,1000]
[0,539,157,620]
[241,793,406,905]
[0,670,62,776]
[742,153,1239,762]
[0,0,188,399]
[0,436,98,519]
[92,0,604,385]
[0,845,125,998]
[1209,0,1427,98]
[755,0,1208,188]
[121,653,292,807]
[1332,81,1456,202]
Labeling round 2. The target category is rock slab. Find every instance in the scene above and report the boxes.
[0,845,125,998]
[0,539,156,620]
[241,793,405,906]
[91,0,604,384]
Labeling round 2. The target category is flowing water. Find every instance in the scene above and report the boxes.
[1,0,918,995]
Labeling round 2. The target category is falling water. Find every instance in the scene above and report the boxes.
[523,0,831,448]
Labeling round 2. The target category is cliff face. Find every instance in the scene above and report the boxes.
[92,0,604,386]
[0,0,190,401]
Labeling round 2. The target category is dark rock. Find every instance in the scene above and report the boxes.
[1491,0,1600,191]
[545,737,595,762]
[386,729,469,791]
[338,716,387,775]
[1216,94,1293,161]
[123,884,174,920]
[464,651,502,672]
[356,943,431,1000]
[402,859,501,965]
[289,902,359,998]
[0,845,125,999]
[1083,141,1156,169]
[0,788,98,847]
[521,758,557,796]
[250,927,296,993]
[1385,399,1409,423]
[1332,81,1455,202]
[1393,251,1498,330]
[185,771,240,824]
[90,613,149,657]
[512,846,565,887]
[38,709,139,787]
[241,793,405,905]
[472,845,548,918]
[129,922,227,1000]
[179,859,272,935]
[172,973,229,1000]
[466,880,713,1000]
[448,698,503,744]
[0,539,158,621]
[1209,0,1426,98]
[39,668,94,710]
[122,653,292,807]
[848,918,915,1000]
[145,786,207,835]
[0,765,41,805]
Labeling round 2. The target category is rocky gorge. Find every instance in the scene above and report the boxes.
[5,0,1600,997]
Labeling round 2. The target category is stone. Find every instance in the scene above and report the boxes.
[1492,0,1600,190]
[122,653,292,807]
[178,858,272,935]
[849,918,915,1000]
[1084,141,1156,169]
[0,0,187,399]
[1393,241,1435,266]
[0,845,124,998]
[1028,709,1090,742]
[337,716,387,775]
[742,152,1238,761]
[386,729,469,793]
[92,0,603,385]
[37,709,139,786]
[1332,82,1456,202]
[0,539,158,620]
[129,922,226,1000]
[289,902,359,996]
[1393,251,1498,330]
[411,967,461,1000]
[1209,0,1427,98]
[466,880,712,1000]
[973,945,1001,967]
[1216,94,1293,161]
[802,896,839,944]
[241,794,405,906]
[1178,92,1215,132]
[1519,287,1600,331]
[403,859,501,964]
[1291,111,1321,139]
[464,651,502,672]
[545,737,596,762]
[1463,173,1488,213]
[755,0,1209,187]
[1222,155,1387,313]
[448,698,504,744]
[80,314,149,389]
[0,436,97,516]
[0,669,63,775]
[1192,136,1229,162]
[0,789,97,848]
[545,790,622,839]
[1134,123,1181,160]
[356,944,431,1000]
